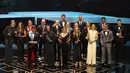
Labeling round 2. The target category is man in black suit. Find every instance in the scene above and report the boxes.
[60,14,67,28]
[27,26,40,69]
[98,17,107,58]
[77,15,85,29]
[77,16,86,58]
[114,19,126,63]
[3,20,16,64]
[99,17,107,32]
[37,19,47,57]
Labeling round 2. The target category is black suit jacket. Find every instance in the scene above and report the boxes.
[3,26,17,40]
[115,25,126,39]
[37,25,47,35]
[77,21,86,29]
[60,20,67,28]
[82,26,88,37]
[27,32,40,44]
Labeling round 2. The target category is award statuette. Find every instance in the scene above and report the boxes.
[46,35,52,42]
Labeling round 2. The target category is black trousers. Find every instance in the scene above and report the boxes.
[115,38,125,62]
[27,44,37,67]
[82,40,88,57]
[16,38,24,62]
[74,44,82,62]
[5,39,14,63]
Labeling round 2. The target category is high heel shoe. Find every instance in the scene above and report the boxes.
[91,64,96,67]
[87,64,91,67]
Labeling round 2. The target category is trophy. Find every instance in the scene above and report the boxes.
[46,35,52,42]
[119,29,123,38]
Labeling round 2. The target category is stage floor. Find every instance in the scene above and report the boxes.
[0,57,124,73]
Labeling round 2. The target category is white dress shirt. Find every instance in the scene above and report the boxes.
[29,31,34,41]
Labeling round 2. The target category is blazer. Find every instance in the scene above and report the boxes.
[77,21,86,29]
[114,25,126,39]
[100,29,114,45]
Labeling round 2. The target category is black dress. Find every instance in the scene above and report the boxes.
[44,31,56,65]
[52,26,62,62]
[16,29,25,62]
[2,26,17,63]
[59,33,69,67]
[72,33,82,62]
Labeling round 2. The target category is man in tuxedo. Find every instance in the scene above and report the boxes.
[37,19,47,57]
[114,19,126,63]
[100,24,113,65]
[77,16,85,58]
[27,26,40,69]
[60,14,67,28]
[77,15,85,30]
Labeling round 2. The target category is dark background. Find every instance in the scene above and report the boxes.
[0,0,130,17]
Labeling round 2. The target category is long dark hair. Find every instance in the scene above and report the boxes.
[17,22,24,32]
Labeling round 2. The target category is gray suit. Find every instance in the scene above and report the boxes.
[100,30,113,64]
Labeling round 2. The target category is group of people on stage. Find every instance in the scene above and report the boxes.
[2,14,126,69]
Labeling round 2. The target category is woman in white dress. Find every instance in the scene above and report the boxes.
[86,24,98,67]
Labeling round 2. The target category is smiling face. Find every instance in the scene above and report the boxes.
[18,22,22,28]
[32,27,36,32]
[104,24,109,30]
[117,20,122,26]
[86,21,90,27]
[75,27,79,33]
[66,22,70,27]
[74,23,79,28]
[55,20,59,26]
[61,14,66,20]
[102,18,106,23]
[78,16,82,21]
[28,20,32,26]
[41,19,46,25]
[10,23,15,28]
[62,27,66,33]
[91,24,96,30]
